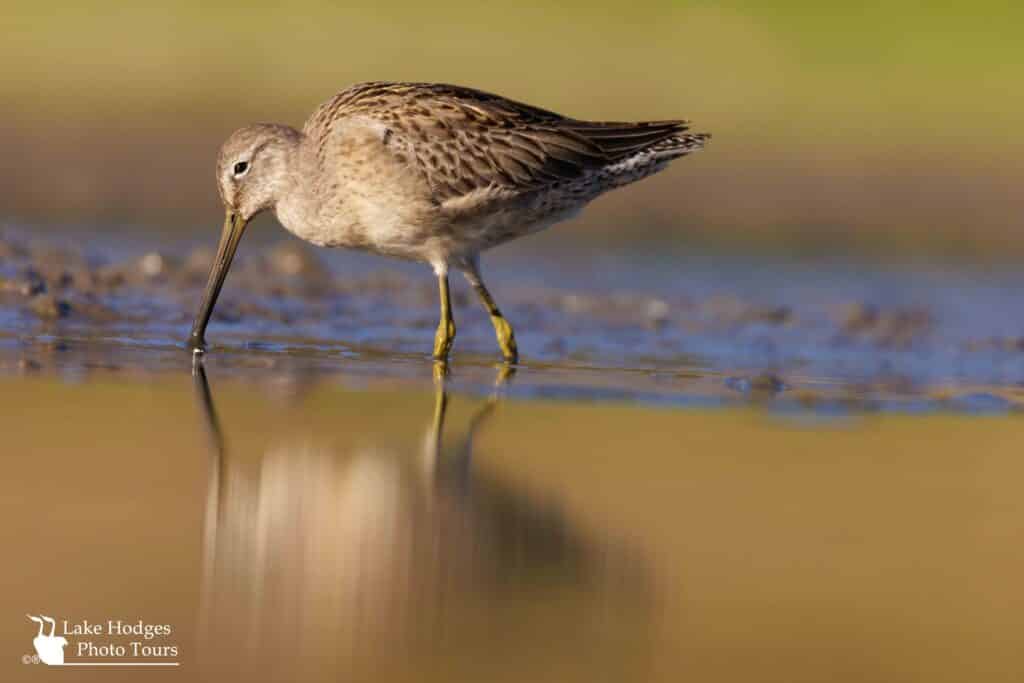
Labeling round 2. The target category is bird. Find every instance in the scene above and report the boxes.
[187,81,709,363]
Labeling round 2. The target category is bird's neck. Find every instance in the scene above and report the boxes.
[272,138,338,246]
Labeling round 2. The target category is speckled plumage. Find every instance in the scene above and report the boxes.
[218,81,708,270]
[194,81,709,362]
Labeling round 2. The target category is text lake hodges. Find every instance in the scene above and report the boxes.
[61,619,172,640]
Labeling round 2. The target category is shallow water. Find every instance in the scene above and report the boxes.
[3,226,1024,680]
[2,357,1024,682]
[3,225,1024,411]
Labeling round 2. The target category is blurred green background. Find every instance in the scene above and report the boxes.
[3,1,1022,261]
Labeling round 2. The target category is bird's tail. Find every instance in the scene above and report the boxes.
[564,119,710,162]
[649,130,710,162]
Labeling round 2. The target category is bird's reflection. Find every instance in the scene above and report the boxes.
[192,361,650,681]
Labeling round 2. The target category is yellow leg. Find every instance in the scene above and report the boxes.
[463,265,518,363]
[433,273,456,360]
[419,362,450,474]
[430,368,449,453]
[493,362,516,386]
[423,362,512,478]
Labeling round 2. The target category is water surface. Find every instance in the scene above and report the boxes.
[3,350,1024,681]
[3,227,1024,680]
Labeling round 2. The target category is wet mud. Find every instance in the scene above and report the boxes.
[2,227,1024,414]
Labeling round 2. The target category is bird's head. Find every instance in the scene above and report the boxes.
[216,123,301,222]
[188,124,301,353]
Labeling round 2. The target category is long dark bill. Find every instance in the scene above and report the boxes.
[187,211,248,353]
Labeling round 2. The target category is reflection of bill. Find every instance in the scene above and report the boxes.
[27,615,67,665]
[191,361,652,680]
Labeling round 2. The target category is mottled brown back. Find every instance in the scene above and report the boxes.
[303,82,708,203]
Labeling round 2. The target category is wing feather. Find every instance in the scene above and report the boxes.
[306,82,700,203]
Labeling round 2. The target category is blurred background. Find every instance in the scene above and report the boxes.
[6,9,1024,680]
[4,0,1022,263]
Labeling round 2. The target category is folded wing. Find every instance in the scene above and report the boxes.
[310,81,704,203]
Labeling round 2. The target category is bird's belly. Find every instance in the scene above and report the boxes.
[276,196,438,261]
[276,190,584,263]
[448,202,584,254]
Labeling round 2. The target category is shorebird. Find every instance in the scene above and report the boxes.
[187,81,709,362]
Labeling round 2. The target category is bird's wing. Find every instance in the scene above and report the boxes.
[305,81,692,203]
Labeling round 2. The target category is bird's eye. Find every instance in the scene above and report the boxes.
[233,161,249,176]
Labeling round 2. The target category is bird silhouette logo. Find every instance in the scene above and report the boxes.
[27,614,68,665]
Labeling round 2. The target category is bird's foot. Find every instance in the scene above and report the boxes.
[432,320,456,360]
[432,359,450,383]
[491,315,518,363]
[494,362,517,386]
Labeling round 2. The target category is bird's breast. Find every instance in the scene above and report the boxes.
[273,181,441,259]
[276,128,442,258]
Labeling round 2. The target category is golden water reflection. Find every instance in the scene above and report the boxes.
[3,363,1024,682]
[192,363,651,682]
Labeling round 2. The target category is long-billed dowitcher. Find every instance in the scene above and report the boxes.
[188,81,709,362]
